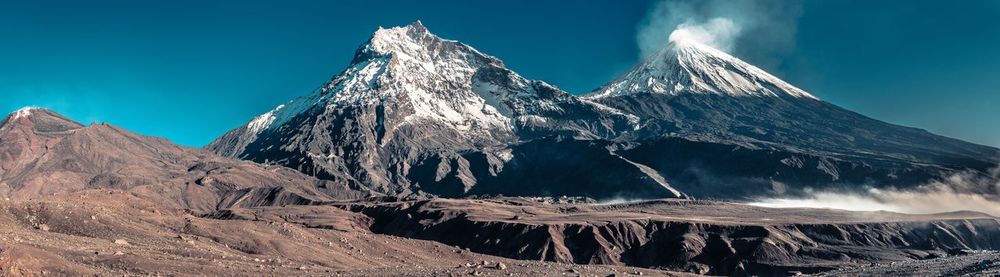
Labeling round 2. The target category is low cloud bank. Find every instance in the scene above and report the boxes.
[750,166,1000,216]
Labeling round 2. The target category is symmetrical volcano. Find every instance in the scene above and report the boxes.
[587,32,999,197]
[591,30,818,99]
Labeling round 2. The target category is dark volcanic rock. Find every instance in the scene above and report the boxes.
[594,94,998,198]
[408,137,683,199]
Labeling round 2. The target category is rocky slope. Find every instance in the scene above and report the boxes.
[0,108,371,212]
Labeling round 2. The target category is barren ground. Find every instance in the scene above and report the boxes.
[2,192,997,276]
[0,190,680,276]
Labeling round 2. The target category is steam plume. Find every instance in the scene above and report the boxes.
[637,0,803,68]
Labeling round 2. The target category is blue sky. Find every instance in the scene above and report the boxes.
[1,0,998,147]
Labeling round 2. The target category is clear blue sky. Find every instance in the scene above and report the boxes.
[1,0,998,147]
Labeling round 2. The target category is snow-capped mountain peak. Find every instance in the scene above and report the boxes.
[2,107,52,124]
[367,21,454,58]
[364,21,501,65]
[333,21,517,133]
[589,34,817,100]
[0,107,83,135]
[11,106,38,120]
[367,21,430,56]
[212,22,561,157]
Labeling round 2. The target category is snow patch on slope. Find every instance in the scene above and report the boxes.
[611,150,684,198]
[579,99,641,128]
[11,107,38,120]
[240,91,322,143]
[247,105,282,134]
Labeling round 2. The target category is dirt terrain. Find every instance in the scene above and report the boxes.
[0,190,680,276]
[2,190,999,276]
[0,109,678,276]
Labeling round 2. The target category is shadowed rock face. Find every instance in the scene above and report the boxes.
[0,109,372,212]
[592,94,999,198]
[336,198,1000,276]
[406,137,684,200]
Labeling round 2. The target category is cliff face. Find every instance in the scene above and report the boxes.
[337,198,1000,275]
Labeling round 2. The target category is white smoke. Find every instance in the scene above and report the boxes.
[637,0,803,68]
[668,18,741,51]
[750,165,1000,216]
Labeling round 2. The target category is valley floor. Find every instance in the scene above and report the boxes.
[1,190,997,276]
[813,251,1000,276]
[0,190,676,276]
